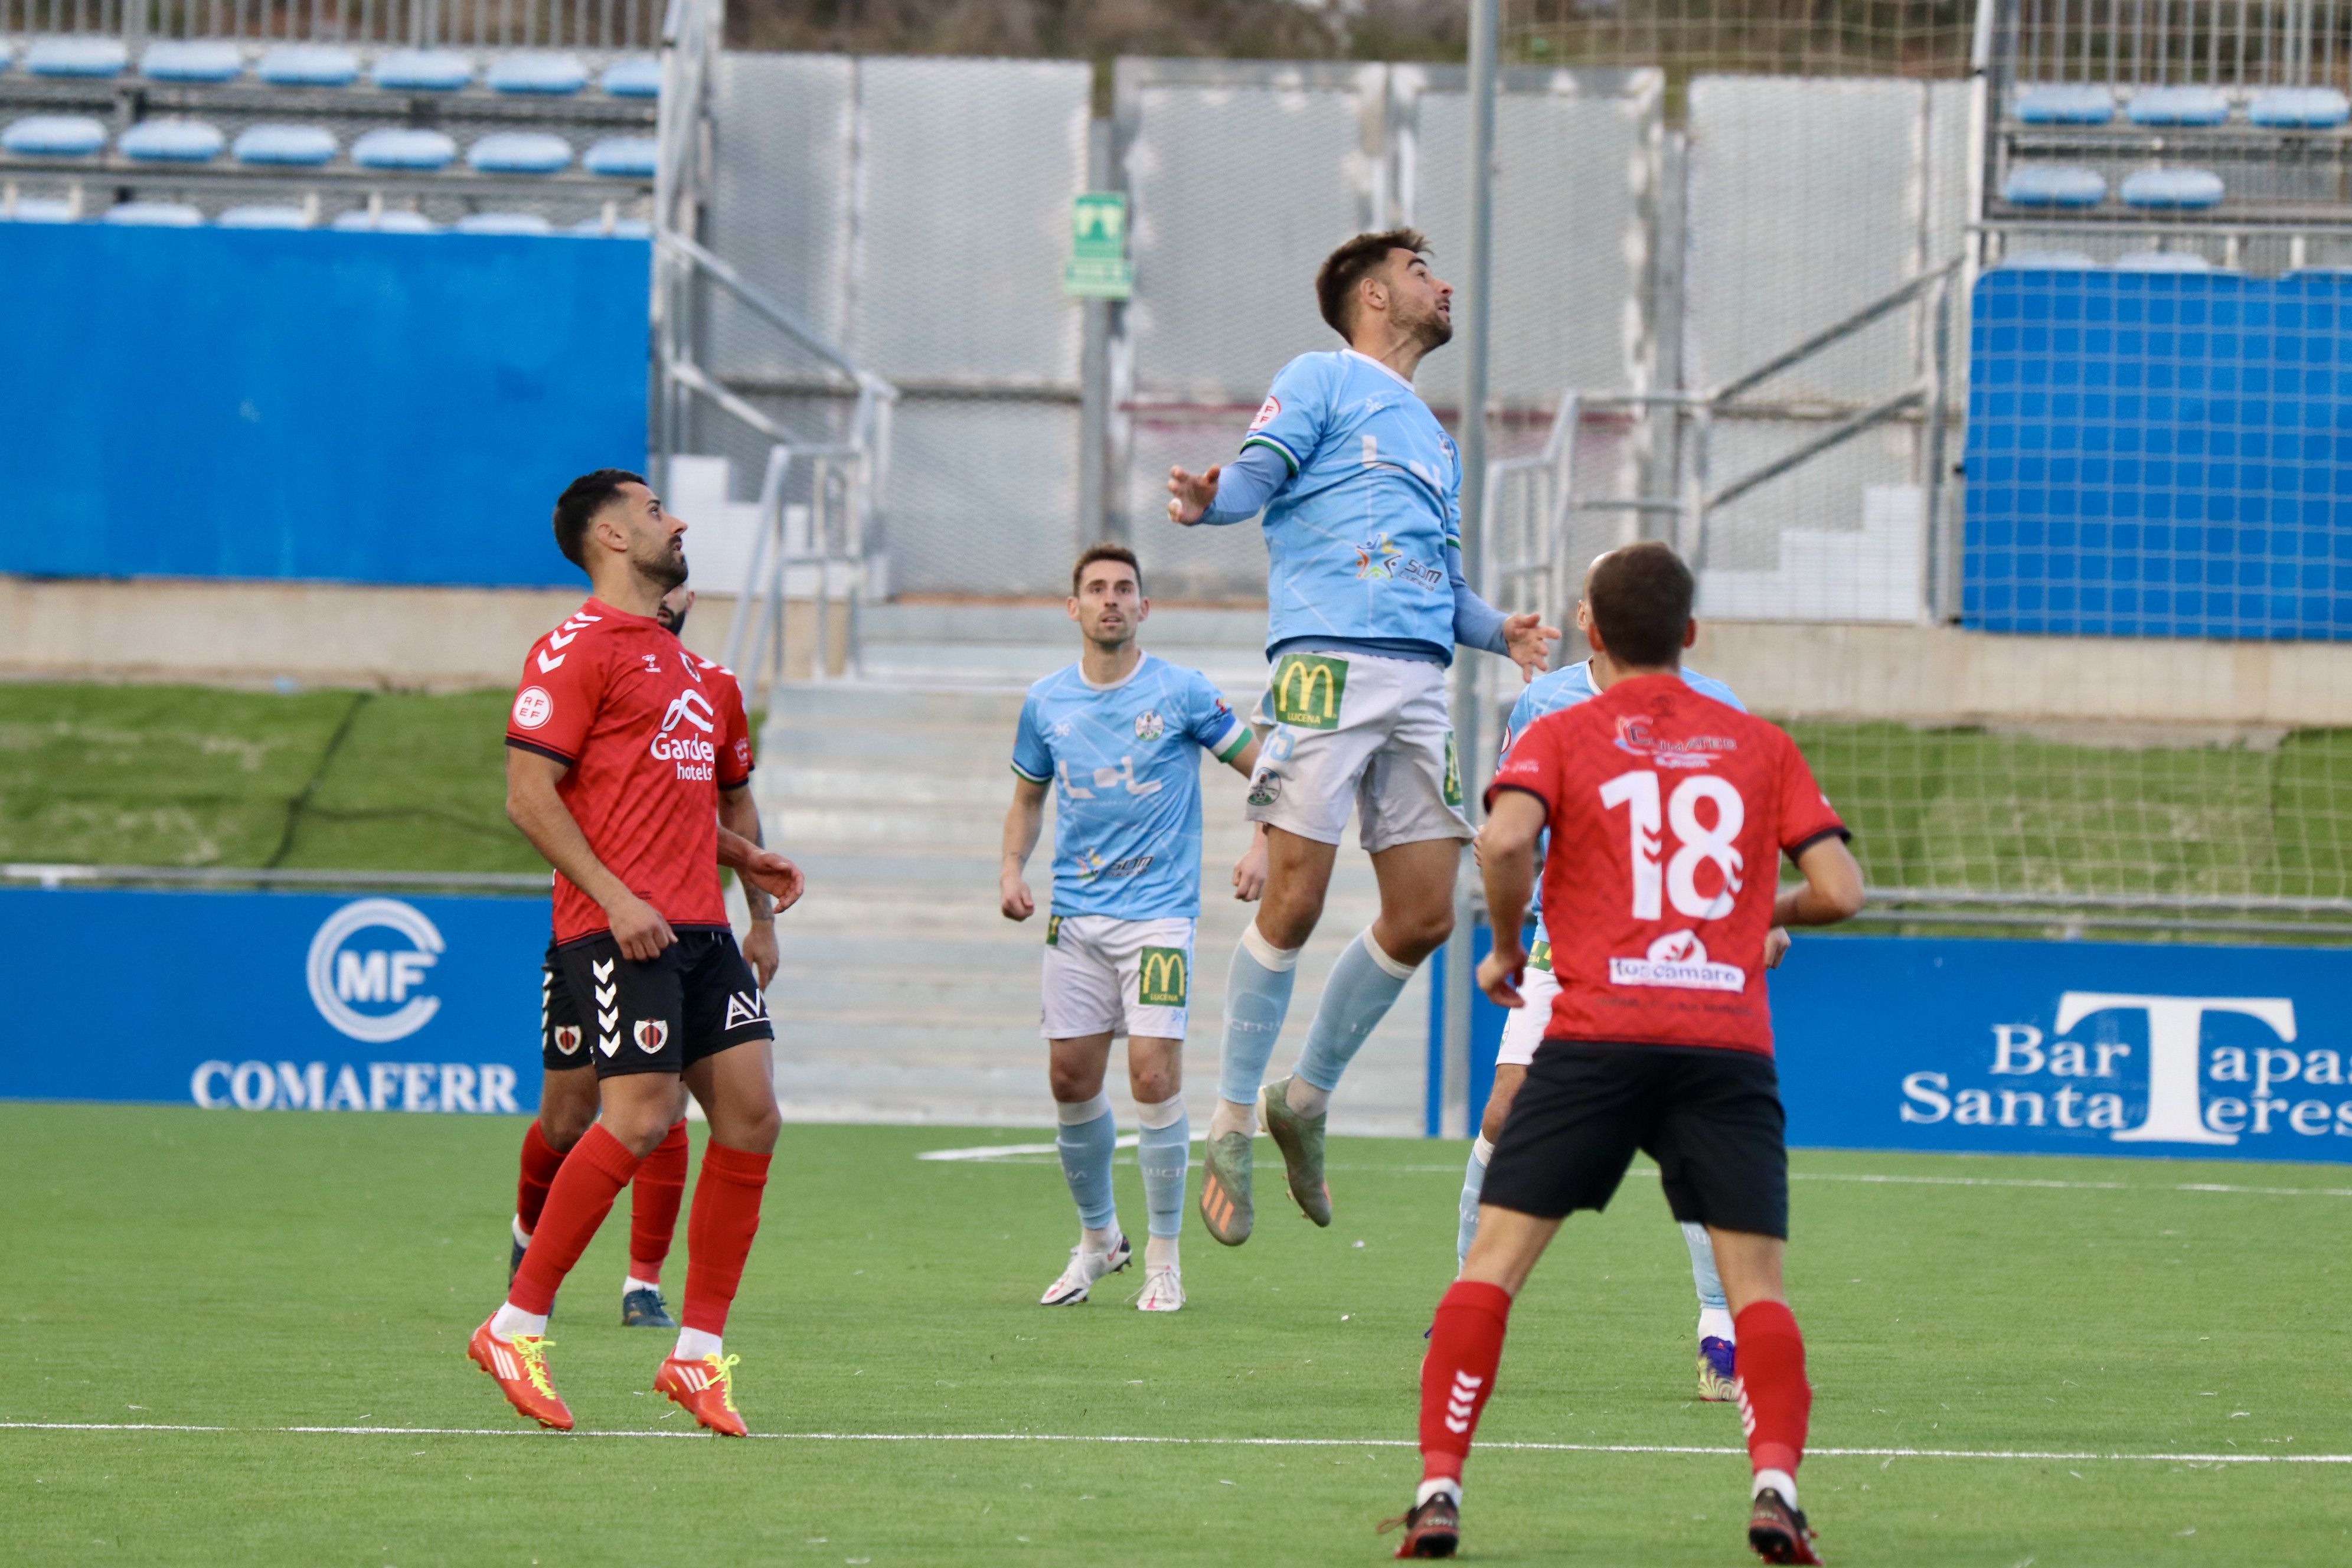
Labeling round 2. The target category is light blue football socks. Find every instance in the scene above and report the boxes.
[1216,923,1301,1110]
[1135,1095,1190,1240]
[1456,1135,1495,1265]
[1684,1220,1735,1340]
[1290,929,1420,1108]
[1055,1092,1119,1233]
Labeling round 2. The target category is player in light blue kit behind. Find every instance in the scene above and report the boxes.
[1165,228,1556,1245]
[999,544,1265,1314]
[1455,550,1793,1402]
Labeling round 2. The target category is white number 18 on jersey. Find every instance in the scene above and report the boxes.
[1599,770,1746,921]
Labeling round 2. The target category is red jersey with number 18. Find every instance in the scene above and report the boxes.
[1485,672,1847,1056]
[504,599,754,944]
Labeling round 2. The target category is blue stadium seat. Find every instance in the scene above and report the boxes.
[372,49,473,92]
[2002,166,2106,207]
[2121,167,2224,208]
[467,132,573,175]
[233,125,338,167]
[584,136,657,178]
[142,41,244,83]
[257,44,360,87]
[600,57,661,98]
[26,37,129,79]
[0,42,13,76]
[103,201,205,227]
[1995,250,2098,270]
[2126,86,2231,126]
[2115,250,2214,271]
[352,129,458,170]
[488,53,589,96]
[119,119,228,164]
[573,215,654,237]
[2249,87,2351,128]
[2015,84,2114,125]
[332,208,436,233]
[455,211,554,234]
[218,204,313,229]
[1,197,76,223]
[3,115,109,158]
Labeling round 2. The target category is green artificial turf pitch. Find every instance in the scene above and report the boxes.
[4,1107,2347,1565]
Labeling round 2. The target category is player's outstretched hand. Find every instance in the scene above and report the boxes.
[607,892,678,962]
[1231,837,1268,902]
[739,849,805,914]
[1166,464,1221,526]
[1476,946,1527,1010]
[1501,612,1562,682]
[1001,873,1034,922]
[1763,926,1792,970]
[743,918,780,989]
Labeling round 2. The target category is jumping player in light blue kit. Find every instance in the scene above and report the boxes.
[999,544,1265,1313]
[1167,228,1557,1244]
[1454,552,1792,1402]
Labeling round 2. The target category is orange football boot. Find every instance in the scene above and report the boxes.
[655,1352,748,1436]
[468,1318,573,1430]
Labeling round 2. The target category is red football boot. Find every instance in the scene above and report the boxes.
[468,1318,572,1430]
[655,1352,748,1436]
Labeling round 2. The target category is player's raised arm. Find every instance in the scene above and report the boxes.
[505,747,675,961]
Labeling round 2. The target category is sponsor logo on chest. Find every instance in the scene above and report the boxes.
[649,685,720,781]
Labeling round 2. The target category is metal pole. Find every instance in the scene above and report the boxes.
[1079,117,1116,544]
[1440,0,1501,1139]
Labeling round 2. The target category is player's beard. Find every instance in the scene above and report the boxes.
[1414,302,1454,352]
[636,538,689,594]
[657,601,691,639]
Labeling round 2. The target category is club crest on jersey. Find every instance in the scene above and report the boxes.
[723,991,769,1030]
[554,1025,582,1056]
[633,1019,670,1054]
[1246,770,1282,808]
[1614,716,1737,769]
[1247,393,1280,433]
[1134,709,1164,741]
[1608,931,1745,994]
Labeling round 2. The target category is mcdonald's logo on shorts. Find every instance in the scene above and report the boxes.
[1137,946,1190,1008]
[1269,654,1347,730]
[1443,731,1463,808]
[1046,914,1062,947]
[1528,939,1553,974]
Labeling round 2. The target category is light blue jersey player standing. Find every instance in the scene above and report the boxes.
[1453,558,1792,1402]
[999,545,1264,1314]
[1166,228,1557,1245]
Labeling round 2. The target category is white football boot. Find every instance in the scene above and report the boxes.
[1133,1266,1185,1313]
[1038,1231,1131,1305]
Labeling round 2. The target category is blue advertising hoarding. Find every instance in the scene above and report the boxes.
[0,887,549,1113]
[1437,927,2352,1164]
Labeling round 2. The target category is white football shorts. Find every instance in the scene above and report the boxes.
[1243,650,1471,852]
[1495,942,1561,1069]
[1039,914,1196,1041]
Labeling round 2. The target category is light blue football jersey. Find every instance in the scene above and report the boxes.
[1499,661,1745,949]
[1234,349,1464,659]
[1011,654,1250,920]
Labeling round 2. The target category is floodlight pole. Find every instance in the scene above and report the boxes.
[1442,0,1501,1139]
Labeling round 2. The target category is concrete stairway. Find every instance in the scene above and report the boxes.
[751,623,1432,1136]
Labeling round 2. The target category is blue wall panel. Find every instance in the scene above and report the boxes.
[1433,922,2352,1164]
[1965,268,2352,641]
[0,226,648,589]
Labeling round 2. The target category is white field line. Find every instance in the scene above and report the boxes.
[917,1140,2352,1195]
[1,1422,2344,1464]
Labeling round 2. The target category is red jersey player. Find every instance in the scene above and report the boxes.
[1390,542,1864,1563]
[471,469,802,1436]
[509,582,782,1332]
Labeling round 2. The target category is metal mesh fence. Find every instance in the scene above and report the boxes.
[1507,0,1978,80]
[2,0,661,47]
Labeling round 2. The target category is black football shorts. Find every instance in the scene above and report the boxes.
[1479,1040,1789,1239]
[540,937,590,1071]
[551,927,774,1080]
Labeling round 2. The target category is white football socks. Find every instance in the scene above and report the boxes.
[1698,1306,1736,1342]
[624,1275,661,1296]
[511,1216,531,1248]
[1208,1096,1256,1142]
[1082,1223,1122,1256]
[1753,1468,1798,1509]
[674,1327,723,1362]
[1416,1478,1462,1508]
[490,1302,548,1340]
[1145,1235,1180,1273]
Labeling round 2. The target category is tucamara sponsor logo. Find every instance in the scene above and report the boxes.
[191,1059,521,1114]
[1897,991,2352,1146]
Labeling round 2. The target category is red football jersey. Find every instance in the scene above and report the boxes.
[693,655,757,792]
[504,599,747,943]
[1485,673,1846,1055]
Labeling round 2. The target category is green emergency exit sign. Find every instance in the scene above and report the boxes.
[1063,191,1133,301]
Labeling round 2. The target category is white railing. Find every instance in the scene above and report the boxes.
[2,0,661,48]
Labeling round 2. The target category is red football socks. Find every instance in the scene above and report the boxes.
[1418,1280,1513,1484]
[513,1119,567,1236]
[628,1120,691,1281]
[681,1141,772,1335]
[1733,1300,1812,1479]
[508,1124,642,1315]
